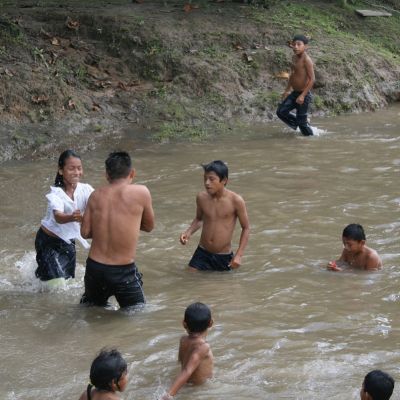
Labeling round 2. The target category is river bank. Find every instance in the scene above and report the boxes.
[0,0,399,161]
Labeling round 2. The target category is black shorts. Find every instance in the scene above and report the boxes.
[35,227,76,281]
[189,246,233,271]
[80,258,145,308]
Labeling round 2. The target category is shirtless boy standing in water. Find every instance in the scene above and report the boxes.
[327,223,382,272]
[180,160,250,271]
[276,34,315,136]
[162,302,214,399]
[80,151,154,308]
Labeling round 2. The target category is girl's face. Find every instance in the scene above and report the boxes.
[59,156,83,187]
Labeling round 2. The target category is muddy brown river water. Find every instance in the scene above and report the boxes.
[0,107,400,399]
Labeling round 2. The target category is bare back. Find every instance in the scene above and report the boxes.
[198,189,243,254]
[81,181,154,265]
[289,52,313,92]
[178,335,213,385]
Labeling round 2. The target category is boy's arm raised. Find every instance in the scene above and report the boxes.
[230,196,250,269]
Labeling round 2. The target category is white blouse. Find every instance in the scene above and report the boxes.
[41,182,94,248]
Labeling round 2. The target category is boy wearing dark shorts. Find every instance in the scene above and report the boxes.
[180,160,250,271]
[80,152,154,308]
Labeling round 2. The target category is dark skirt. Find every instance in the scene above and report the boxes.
[35,227,76,281]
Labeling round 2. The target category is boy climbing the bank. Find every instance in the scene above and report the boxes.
[277,34,315,136]
[162,302,214,399]
[327,223,382,271]
[360,370,394,400]
[180,160,250,271]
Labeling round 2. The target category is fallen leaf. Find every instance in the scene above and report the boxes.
[65,17,80,30]
[92,102,102,111]
[5,68,15,77]
[67,99,76,109]
[51,37,60,46]
[183,3,199,12]
[243,52,253,63]
[275,71,290,79]
[31,95,49,104]
[117,81,127,90]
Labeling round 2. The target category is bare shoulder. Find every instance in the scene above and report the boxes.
[196,340,211,358]
[227,190,246,206]
[304,53,314,65]
[127,184,152,199]
[366,247,382,268]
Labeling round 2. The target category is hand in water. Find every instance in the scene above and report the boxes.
[160,392,173,400]
[327,261,342,272]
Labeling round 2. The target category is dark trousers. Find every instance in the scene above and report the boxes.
[276,91,313,136]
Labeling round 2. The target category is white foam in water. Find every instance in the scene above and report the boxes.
[295,125,327,136]
[12,251,74,293]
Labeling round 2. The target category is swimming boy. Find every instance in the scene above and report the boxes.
[327,223,382,271]
[360,370,394,400]
[80,151,154,308]
[276,34,315,136]
[79,348,128,400]
[180,160,250,271]
[162,302,214,399]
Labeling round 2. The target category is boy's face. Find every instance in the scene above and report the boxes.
[342,237,365,254]
[292,40,307,55]
[204,171,227,194]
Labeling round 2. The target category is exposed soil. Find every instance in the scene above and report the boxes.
[0,0,399,162]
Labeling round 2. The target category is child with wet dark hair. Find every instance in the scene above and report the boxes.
[360,370,394,400]
[180,160,250,271]
[276,33,315,136]
[79,349,128,400]
[35,149,94,284]
[327,223,382,271]
[162,302,214,399]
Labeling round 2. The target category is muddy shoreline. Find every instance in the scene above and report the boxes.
[1,0,399,162]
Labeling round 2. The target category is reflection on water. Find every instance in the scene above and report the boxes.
[0,106,400,399]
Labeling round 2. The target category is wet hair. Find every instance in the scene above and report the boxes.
[184,302,212,333]
[105,151,132,181]
[292,34,309,45]
[89,349,127,391]
[54,149,81,188]
[202,160,228,181]
[342,223,366,241]
[363,370,394,400]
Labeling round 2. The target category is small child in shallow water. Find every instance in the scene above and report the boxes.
[327,223,382,271]
[162,302,214,399]
[79,349,128,400]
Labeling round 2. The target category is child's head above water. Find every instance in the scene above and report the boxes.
[361,370,394,400]
[90,349,128,392]
[184,302,212,333]
[202,160,228,182]
[343,223,366,241]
